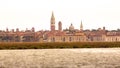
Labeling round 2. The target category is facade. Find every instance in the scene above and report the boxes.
[0,12,120,42]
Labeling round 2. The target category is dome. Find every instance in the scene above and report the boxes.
[69,24,74,31]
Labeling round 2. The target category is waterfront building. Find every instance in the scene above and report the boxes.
[0,12,119,42]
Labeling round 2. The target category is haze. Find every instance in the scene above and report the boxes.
[0,0,120,31]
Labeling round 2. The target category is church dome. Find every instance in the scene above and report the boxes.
[69,23,74,31]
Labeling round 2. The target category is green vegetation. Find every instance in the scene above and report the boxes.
[0,42,120,49]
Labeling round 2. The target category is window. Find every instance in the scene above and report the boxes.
[53,37,55,42]
[69,37,72,42]
[63,37,65,42]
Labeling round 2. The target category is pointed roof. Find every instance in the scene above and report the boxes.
[51,11,55,19]
[80,20,83,28]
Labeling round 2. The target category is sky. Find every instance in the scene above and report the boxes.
[0,0,120,31]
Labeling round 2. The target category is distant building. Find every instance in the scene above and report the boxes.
[58,21,62,31]
[50,11,55,31]
[80,20,83,31]
[0,12,119,42]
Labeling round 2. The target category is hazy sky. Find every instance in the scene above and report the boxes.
[0,0,120,31]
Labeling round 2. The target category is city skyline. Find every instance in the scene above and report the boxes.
[0,0,120,31]
[0,11,119,42]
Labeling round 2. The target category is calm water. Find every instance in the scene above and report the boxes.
[0,48,120,68]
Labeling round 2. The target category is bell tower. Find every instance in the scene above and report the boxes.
[80,20,83,31]
[58,21,62,31]
[50,12,55,31]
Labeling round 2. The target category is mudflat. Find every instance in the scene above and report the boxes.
[0,48,120,68]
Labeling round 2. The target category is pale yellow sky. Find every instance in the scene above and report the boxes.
[0,0,120,31]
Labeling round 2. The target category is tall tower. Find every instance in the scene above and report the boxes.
[80,20,83,31]
[16,28,19,32]
[58,21,62,31]
[50,12,55,31]
[6,28,9,32]
[31,27,35,32]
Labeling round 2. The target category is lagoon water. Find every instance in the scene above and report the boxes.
[0,48,120,68]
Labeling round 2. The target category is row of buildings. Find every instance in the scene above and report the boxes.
[0,12,120,42]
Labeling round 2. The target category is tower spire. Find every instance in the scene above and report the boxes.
[50,11,55,31]
[80,20,83,31]
[51,11,55,19]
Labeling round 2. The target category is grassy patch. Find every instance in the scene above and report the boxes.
[0,42,120,49]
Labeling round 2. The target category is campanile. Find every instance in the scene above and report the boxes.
[50,12,55,31]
